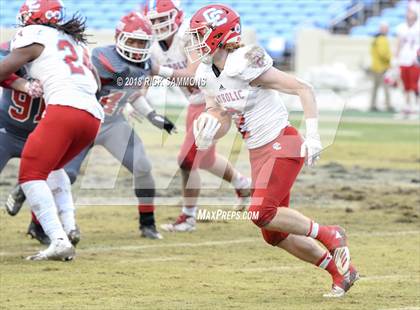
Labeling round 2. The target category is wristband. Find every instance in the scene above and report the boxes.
[158,65,174,79]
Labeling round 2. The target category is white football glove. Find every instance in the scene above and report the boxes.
[24,79,43,98]
[193,112,221,150]
[300,118,322,167]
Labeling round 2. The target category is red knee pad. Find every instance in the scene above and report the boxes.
[261,228,289,246]
[248,194,278,228]
[178,143,197,170]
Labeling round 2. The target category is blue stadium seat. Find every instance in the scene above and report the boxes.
[350,1,408,38]
[0,0,360,52]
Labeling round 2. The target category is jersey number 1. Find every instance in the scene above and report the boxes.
[9,91,45,123]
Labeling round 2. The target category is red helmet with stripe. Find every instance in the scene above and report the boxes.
[17,0,64,26]
[185,4,241,63]
[143,0,184,40]
[115,12,154,63]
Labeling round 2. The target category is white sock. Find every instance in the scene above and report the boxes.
[182,206,197,218]
[47,169,76,234]
[308,221,319,238]
[232,173,250,189]
[317,251,333,269]
[21,180,68,242]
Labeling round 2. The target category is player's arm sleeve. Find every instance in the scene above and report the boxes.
[131,95,154,117]
[225,45,273,82]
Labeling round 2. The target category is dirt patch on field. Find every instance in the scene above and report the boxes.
[0,156,418,222]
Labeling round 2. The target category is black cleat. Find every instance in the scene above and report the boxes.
[5,185,26,216]
[140,225,163,240]
[67,226,81,247]
[27,220,51,245]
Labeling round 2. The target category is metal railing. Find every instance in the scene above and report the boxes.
[329,1,366,30]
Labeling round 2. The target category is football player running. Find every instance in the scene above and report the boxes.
[0,43,57,245]
[63,11,176,240]
[0,0,104,261]
[5,12,176,241]
[0,42,78,246]
[143,0,251,233]
[187,5,359,297]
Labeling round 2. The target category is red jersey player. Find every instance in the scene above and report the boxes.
[188,4,359,297]
[0,0,103,261]
[143,0,251,232]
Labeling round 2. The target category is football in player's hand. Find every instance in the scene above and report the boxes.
[207,107,232,139]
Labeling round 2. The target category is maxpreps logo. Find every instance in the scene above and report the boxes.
[197,209,259,221]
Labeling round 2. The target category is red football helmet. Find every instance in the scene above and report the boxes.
[115,12,154,63]
[185,4,241,63]
[143,0,184,40]
[17,0,64,26]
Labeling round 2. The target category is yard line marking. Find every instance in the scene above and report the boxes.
[378,307,420,310]
[360,275,419,282]
[353,231,420,237]
[119,256,183,263]
[0,231,418,257]
[81,238,258,253]
[229,266,304,273]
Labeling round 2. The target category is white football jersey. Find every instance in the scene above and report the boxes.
[10,25,104,120]
[150,19,205,105]
[396,21,420,66]
[196,45,289,149]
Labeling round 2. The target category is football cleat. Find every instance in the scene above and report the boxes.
[319,226,352,276]
[5,185,26,216]
[323,264,360,298]
[233,177,252,211]
[27,220,51,245]
[140,225,163,240]
[160,213,196,232]
[26,238,75,261]
[67,226,81,246]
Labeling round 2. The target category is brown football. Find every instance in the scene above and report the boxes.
[207,107,232,139]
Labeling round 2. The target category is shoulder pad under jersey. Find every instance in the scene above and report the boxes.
[225,45,273,82]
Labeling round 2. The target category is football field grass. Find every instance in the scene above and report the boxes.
[0,111,419,309]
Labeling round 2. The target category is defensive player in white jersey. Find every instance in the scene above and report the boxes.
[186,4,359,298]
[0,0,103,261]
[143,0,251,232]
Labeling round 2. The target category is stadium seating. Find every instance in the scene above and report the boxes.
[350,1,408,37]
[0,0,399,57]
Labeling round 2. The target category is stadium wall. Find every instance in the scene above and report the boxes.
[295,28,397,75]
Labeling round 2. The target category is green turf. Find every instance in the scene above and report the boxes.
[0,111,419,309]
